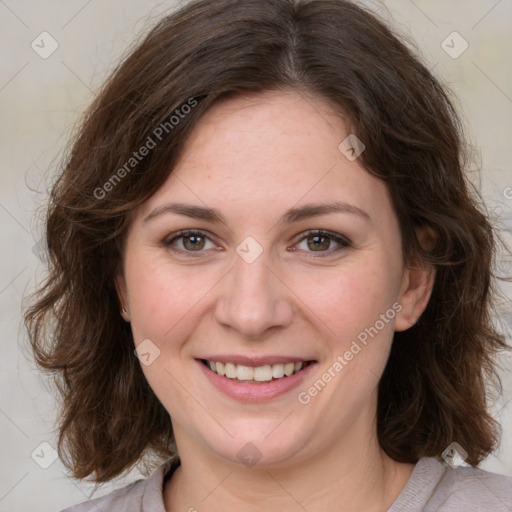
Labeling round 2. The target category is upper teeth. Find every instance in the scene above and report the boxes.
[207,361,305,382]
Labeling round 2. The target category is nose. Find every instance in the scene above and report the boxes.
[213,250,294,339]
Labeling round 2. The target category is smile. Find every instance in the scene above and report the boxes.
[201,359,312,383]
[197,357,317,402]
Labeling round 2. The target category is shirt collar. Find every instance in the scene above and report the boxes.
[141,455,181,511]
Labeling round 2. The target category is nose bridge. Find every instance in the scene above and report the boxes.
[214,248,293,337]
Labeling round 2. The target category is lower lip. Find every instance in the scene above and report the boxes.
[197,360,317,403]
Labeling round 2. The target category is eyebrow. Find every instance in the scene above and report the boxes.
[143,201,371,224]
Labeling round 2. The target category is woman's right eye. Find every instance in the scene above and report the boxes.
[163,230,217,255]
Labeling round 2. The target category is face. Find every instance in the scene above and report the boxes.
[116,90,433,468]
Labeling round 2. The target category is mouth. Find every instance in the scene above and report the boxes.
[196,357,317,402]
[199,359,313,383]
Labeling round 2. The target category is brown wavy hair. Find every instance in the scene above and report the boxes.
[24,0,510,482]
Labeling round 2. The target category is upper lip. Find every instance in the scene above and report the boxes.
[199,355,316,366]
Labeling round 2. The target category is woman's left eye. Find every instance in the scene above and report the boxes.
[293,230,351,256]
[163,229,351,257]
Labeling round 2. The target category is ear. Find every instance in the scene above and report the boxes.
[394,227,437,332]
[115,271,130,322]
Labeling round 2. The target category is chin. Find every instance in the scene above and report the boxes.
[201,420,312,469]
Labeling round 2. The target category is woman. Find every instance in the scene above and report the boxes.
[25,0,512,510]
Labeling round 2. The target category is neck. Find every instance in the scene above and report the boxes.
[164,418,414,512]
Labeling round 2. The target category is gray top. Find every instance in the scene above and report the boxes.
[60,456,512,511]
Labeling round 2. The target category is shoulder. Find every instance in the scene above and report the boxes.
[429,460,512,511]
[59,479,145,512]
[390,457,512,512]
[58,457,179,512]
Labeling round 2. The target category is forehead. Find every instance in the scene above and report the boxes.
[138,90,394,226]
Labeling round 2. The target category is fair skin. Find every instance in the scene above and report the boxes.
[116,90,435,512]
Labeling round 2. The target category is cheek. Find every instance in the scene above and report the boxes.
[124,258,212,414]
[302,260,400,345]
[308,267,399,404]
[123,251,210,346]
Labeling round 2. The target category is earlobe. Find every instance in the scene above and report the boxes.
[115,273,130,322]
[394,227,437,332]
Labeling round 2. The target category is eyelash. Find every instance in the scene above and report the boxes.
[162,229,351,258]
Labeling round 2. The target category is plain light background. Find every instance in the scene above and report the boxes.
[1,0,511,510]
